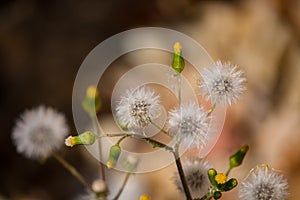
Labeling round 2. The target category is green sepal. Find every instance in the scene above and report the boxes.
[208,168,218,187]
[223,178,238,191]
[213,191,222,199]
[77,131,97,145]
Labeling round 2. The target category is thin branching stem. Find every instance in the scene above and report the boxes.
[173,144,192,200]
[177,72,182,107]
[116,135,129,145]
[52,152,94,192]
[207,103,216,117]
[91,115,106,181]
[150,121,169,134]
[112,173,131,200]
[226,166,233,176]
[100,132,173,152]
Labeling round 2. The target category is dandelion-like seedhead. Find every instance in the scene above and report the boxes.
[12,106,69,159]
[239,165,289,200]
[115,87,161,129]
[174,159,211,198]
[168,102,210,149]
[198,60,246,105]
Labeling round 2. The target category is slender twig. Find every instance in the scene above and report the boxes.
[225,166,233,176]
[100,133,173,152]
[207,103,216,117]
[52,152,93,192]
[143,137,174,152]
[116,135,129,145]
[112,173,131,200]
[91,115,106,181]
[99,133,127,138]
[173,145,192,200]
[151,121,169,134]
[177,72,182,107]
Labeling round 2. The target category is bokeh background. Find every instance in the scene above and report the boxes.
[1,0,300,199]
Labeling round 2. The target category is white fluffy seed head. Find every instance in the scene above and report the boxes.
[12,106,69,160]
[239,164,289,200]
[168,102,210,149]
[198,60,246,106]
[173,159,212,198]
[115,87,161,129]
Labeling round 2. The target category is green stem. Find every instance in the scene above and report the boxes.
[112,173,131,200]
[226,166,233,176]
[52,152,93,192]
[116,135,129,145]
[91,115,106,181]
[99,133,127,138]
[151,121,168,134]
[173,145,192,200]
[143,137,174,152]
[207,103,216,117]
[177,72,182,107]
[100,133,173,152]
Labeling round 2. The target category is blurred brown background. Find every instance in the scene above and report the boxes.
[1,0,300,199]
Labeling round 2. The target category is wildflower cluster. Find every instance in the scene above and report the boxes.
[11,42,289,200]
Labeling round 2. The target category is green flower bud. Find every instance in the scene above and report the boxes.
[213,191,222,199]
[229,144,249,169]
[223,178,238,191]
[65,131,97,147]
[82,86,102,116]
[208,168,218,187]
[107,144,121,169]
[172,42,185,73]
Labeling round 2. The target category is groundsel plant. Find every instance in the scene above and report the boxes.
[11,42,289,200]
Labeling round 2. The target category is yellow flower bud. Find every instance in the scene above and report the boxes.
[82,85,102,116]
[64,131,97,147]
[139,194,151,200]
[87,86,99,99]
[106,159,116,169]
[173,42,182,54]
[64,136,76,147]
[172,42,185,73]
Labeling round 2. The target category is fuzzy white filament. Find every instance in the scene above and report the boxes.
[239,164,289,200]
[12,106,69,159]
[199,60,246,105]
[168,102,210,149]
[116,87,161,129]
[174,159,211,198]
